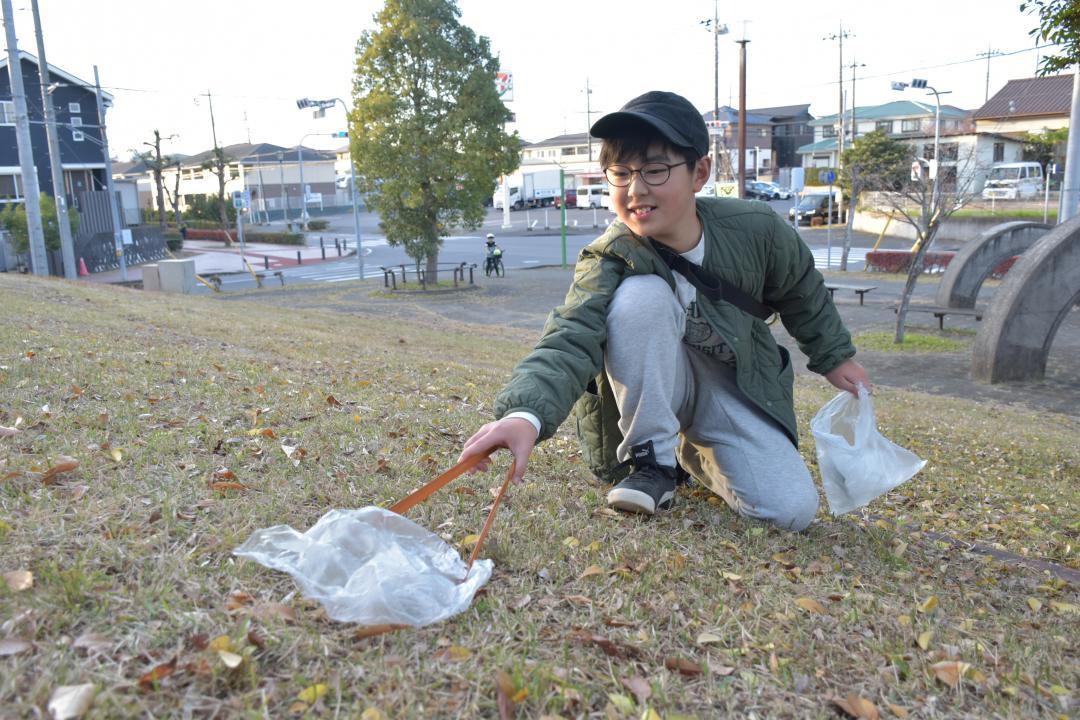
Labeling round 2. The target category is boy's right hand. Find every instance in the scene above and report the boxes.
[458,417,538,484]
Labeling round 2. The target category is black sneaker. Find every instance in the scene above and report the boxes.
[606,441,678,515]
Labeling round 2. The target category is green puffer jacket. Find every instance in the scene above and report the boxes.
[494,196,856,483]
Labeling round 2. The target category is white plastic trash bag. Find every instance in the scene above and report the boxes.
[233,507,493,627]
[810,388,926,515]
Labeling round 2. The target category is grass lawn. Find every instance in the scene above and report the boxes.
[1,275,1077,719]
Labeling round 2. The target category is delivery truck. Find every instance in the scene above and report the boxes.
[493,170,562,210]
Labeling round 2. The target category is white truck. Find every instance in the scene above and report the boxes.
[493,170,562,210]
[981,161,1044,200]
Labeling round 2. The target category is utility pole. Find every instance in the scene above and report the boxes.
[1058,65,1080,223]
[30,0,75,278]
[584,77,593,162]
[94,65,126,281]
[2,0,48,275]
[976,44,1003,103]
[701,4,728,186]
[848,58,866,145]
[737,38,749,198]
[824,23,852,226]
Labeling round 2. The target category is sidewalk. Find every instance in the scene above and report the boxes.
[84,237,353,284]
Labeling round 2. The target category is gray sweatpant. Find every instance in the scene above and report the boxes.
[605,275,819,531]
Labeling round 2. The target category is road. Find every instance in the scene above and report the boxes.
[206,201,903,292]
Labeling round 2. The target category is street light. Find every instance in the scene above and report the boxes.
[893,78,950,212]
[297,96,364,281]
[276,151,289,224]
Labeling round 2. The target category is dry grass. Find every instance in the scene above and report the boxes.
[0,274,1077,719]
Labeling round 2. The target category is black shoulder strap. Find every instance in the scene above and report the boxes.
[649,239,774,321]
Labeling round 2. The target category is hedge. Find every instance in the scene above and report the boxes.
[865,250,1018,278]
[181,228,304,245]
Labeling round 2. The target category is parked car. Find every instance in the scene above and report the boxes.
[788,193,845,225]
[759,181,793,200]
[744,181,775,200]
[554,188,577,209]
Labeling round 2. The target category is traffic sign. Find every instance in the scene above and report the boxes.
[231,189,251,210]
[911,161,922,181]
[825,170,836,184]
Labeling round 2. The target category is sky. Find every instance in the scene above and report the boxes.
[2,0,1059,160]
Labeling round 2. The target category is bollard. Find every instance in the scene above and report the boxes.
[321,246,326,260]
[593,209,598,228]
[263,256,269,270]
[544,209,550,230]
[525,210,532,230]
[335,238,341,256]
[297,251,302,265]
[320,236,324,249]
[468,265,474,284]
[399,264,407,285]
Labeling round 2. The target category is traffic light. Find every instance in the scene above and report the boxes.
[911,79,928,89]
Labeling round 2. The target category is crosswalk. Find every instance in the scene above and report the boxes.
[811,247,870,270]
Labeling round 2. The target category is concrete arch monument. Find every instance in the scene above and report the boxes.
[972,216,1080,382]
[936,222,1051,309]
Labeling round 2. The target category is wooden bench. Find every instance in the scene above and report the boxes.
[891,304,984,330]
[825,283,877,305]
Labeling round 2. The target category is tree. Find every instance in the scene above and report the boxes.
[838,130,910,271]
[201,146,234,244]
[1022,126,1070,170]
[350,0,519,281]
[1,193,79,255]
[163,159,183,228]
[1021,0,1080,75]
[135,129,177,229]
[856,138,984,343]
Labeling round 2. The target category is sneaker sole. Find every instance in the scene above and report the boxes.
[606,487,674,515]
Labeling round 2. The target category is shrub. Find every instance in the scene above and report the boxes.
[307,219,330,231]
[178,228,303,245]
[0,194,80,254]
[164,233,183,252]
[865,250,1019,278]
[802,167,837,187]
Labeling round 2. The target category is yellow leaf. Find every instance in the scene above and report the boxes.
[110,448,123,463]
[578,564,604,580]
[795,597,828,614]
[607,693,635,714]
[584,540,601,553]
[208,635,233,652]
[641,710,661,720]
[438,645,471,661]
[831,693,880,719]
[917,595,938,613]
[897,615,912,626]
[1027,597,1042,612]
[696,632,723,645]
[887,703,909,718]
[511,688,528,703]
[460,534,481,548]
[721,571,743,582]
[930,660,971,688]
[3,569,33,592]
[360,708,387,720]
[297,683,329,703]
[563,536,580,548]
[217,650,244,668]
[1049,600,1079,615]
[917,630,934,650]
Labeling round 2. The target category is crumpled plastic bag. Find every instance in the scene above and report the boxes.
[810,387,926,515]
[233,507,492,627]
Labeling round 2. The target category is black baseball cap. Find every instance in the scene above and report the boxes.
[590,91,709,157]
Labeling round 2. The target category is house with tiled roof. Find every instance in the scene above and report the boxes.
[973,74,1072,135]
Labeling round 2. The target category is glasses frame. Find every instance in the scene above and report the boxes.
[603,160,690,188]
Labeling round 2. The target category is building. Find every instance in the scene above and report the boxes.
[748,104,814,170]
[973,74,1072,135]
[703,106,774,179]
[0,51,113,207]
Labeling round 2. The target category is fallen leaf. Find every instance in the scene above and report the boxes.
[436,645,471,661]
[72,633,112,654]
[109,448,123,463]
[620,675,652,705]
[1049,600,1079,615]
[208,635,233,652]
[297,683,329,704]
[138,658,177,690]
[3,569,33,592]
[252,603,296,623]
[360,709,387,720]
[607,693,636,714]
[40,455,79,484]
[570,630,642,659]
[495,670,516,720]
[562,536,580,548]
[917,630,934,651]
[217,650,244,668]
[209,481,249,492]
[563,594,592,606]
[714,665,736,676]
[795,597,828,615]
[831,693,880,719]
[696,632,723,645]
[578,564,605,580]
[460,534,481,549]
[664,657,702,676]
[212,468,236,480]
[326,395,343,407]
[0,638,31,656]
[353,624,405,640]
[930,660,971,688]
[721,571,743,582]
[1026,597,1042,612]
[0,425,20,437]
[887,704,909,718]
[513,594,532,610]
[918,595,938,613]
[47,683,97,719]
[225,591,255,611]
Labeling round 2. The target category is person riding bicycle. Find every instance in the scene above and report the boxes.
[484,234,504,276]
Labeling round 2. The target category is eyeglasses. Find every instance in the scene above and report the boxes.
[603,161,689,187]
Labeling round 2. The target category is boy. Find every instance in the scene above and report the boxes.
[460,91,870,531]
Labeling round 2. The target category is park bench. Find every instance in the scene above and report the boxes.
[825,283,877,305]
[891,303,984,330]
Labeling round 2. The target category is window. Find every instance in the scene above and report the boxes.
[0,173,22,201]
[0,101,13,125]
[70,117,83,127]
[72,130,84,142]
[822,124,837,138]
[923,144,935,160]
[68,102,81,114]
[940,143,959,161]
[993,142,1005,163]
[561,146,576,155]
[901,119,920,133]
[875,120,892,133]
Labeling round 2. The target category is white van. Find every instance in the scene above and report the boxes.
[981,162,1044,200]
[576,185,607,209]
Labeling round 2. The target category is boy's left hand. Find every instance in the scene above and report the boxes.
[825,359,872,396]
